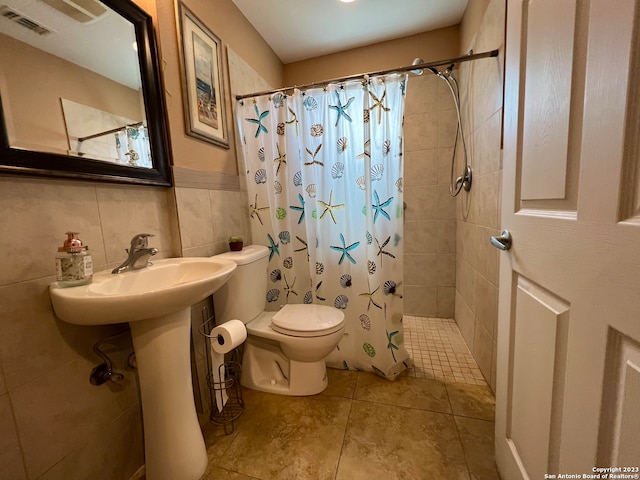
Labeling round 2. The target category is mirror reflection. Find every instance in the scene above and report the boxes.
[0,0,152,168]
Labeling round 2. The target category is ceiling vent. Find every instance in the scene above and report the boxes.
[38,0,107,23]
[0,5,52,34]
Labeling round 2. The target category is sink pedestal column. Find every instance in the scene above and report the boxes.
[129,308,208,480]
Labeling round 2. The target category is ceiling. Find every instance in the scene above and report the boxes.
[232,0,469,64]
[0,0,468,88]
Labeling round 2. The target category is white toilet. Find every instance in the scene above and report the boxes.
[212,245,345,395]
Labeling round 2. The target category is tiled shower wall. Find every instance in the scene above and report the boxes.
[455,0,506,391]
[403,72,458,317]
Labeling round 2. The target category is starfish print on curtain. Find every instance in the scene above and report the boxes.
[371,190,394,223]
[290,194,306,224]
[318,190,345,224]
[245,104,269,137]
[273,144,286,175]
[285,107,299,136]
[375,235,396,268]
[330,233,360,265]
[267,233,280,261]
[328,90,355,126]
[368,88,391,124]
[249,194,269,225]
[359,282,383,311]
[304,144,324,167]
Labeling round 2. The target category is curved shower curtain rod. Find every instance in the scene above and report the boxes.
[235,49,499,101]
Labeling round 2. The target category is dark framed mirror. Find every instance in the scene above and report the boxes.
[0,0,172,186]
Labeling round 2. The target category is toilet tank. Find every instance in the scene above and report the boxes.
[212,245,269,324]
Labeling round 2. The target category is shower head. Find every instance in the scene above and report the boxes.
[411,58,424,75]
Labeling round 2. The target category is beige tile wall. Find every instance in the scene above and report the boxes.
[171,182,252,418]
[403,74,458,317]
[0,155,253,480]
[175,187,251,258]
[455,0,506,392]
[0,176,177,479]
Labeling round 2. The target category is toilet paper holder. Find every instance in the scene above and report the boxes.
[198,317,245,435]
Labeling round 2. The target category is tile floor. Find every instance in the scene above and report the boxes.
[191,315,499,480]
[137,315,499,479]
[404,316,488,386]
[198,367,499,480]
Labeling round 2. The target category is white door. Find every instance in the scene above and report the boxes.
[496,0,640,478]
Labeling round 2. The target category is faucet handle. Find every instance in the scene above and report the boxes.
[130,233,154,250]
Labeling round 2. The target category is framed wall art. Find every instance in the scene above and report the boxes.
[177,3,229,148]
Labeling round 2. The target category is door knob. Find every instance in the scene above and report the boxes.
[490,230,512,251]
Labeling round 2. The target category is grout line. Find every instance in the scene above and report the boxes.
[351,395,453,417]
[451,413,475,480]
[333,380,356,480]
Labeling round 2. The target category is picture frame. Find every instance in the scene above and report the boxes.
[176,2,229,149]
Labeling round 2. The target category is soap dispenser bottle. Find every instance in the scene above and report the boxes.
[55,232,93,287]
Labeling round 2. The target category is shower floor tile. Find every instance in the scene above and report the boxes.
[404,316,488,386]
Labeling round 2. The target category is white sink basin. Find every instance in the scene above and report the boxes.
[50,257,236,325]
[49,256,237,480]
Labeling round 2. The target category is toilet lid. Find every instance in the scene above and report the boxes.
[271,304,344,335]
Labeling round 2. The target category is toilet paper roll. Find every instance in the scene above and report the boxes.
[208,320,247,413]
[210,320,247,354]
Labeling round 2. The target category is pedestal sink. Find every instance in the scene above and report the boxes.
[49,257,237,480]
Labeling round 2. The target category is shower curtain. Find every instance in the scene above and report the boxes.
[115,125,152,168]
[236,73,411,379]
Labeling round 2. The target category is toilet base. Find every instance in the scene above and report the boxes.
[240,336,328,396]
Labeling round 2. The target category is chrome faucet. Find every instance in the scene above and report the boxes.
[112,233,158,274]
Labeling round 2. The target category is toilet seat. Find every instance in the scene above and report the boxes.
[270,304,345,337]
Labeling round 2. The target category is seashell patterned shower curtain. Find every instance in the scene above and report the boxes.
[235,73,411,379]
[115,125,152,168]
